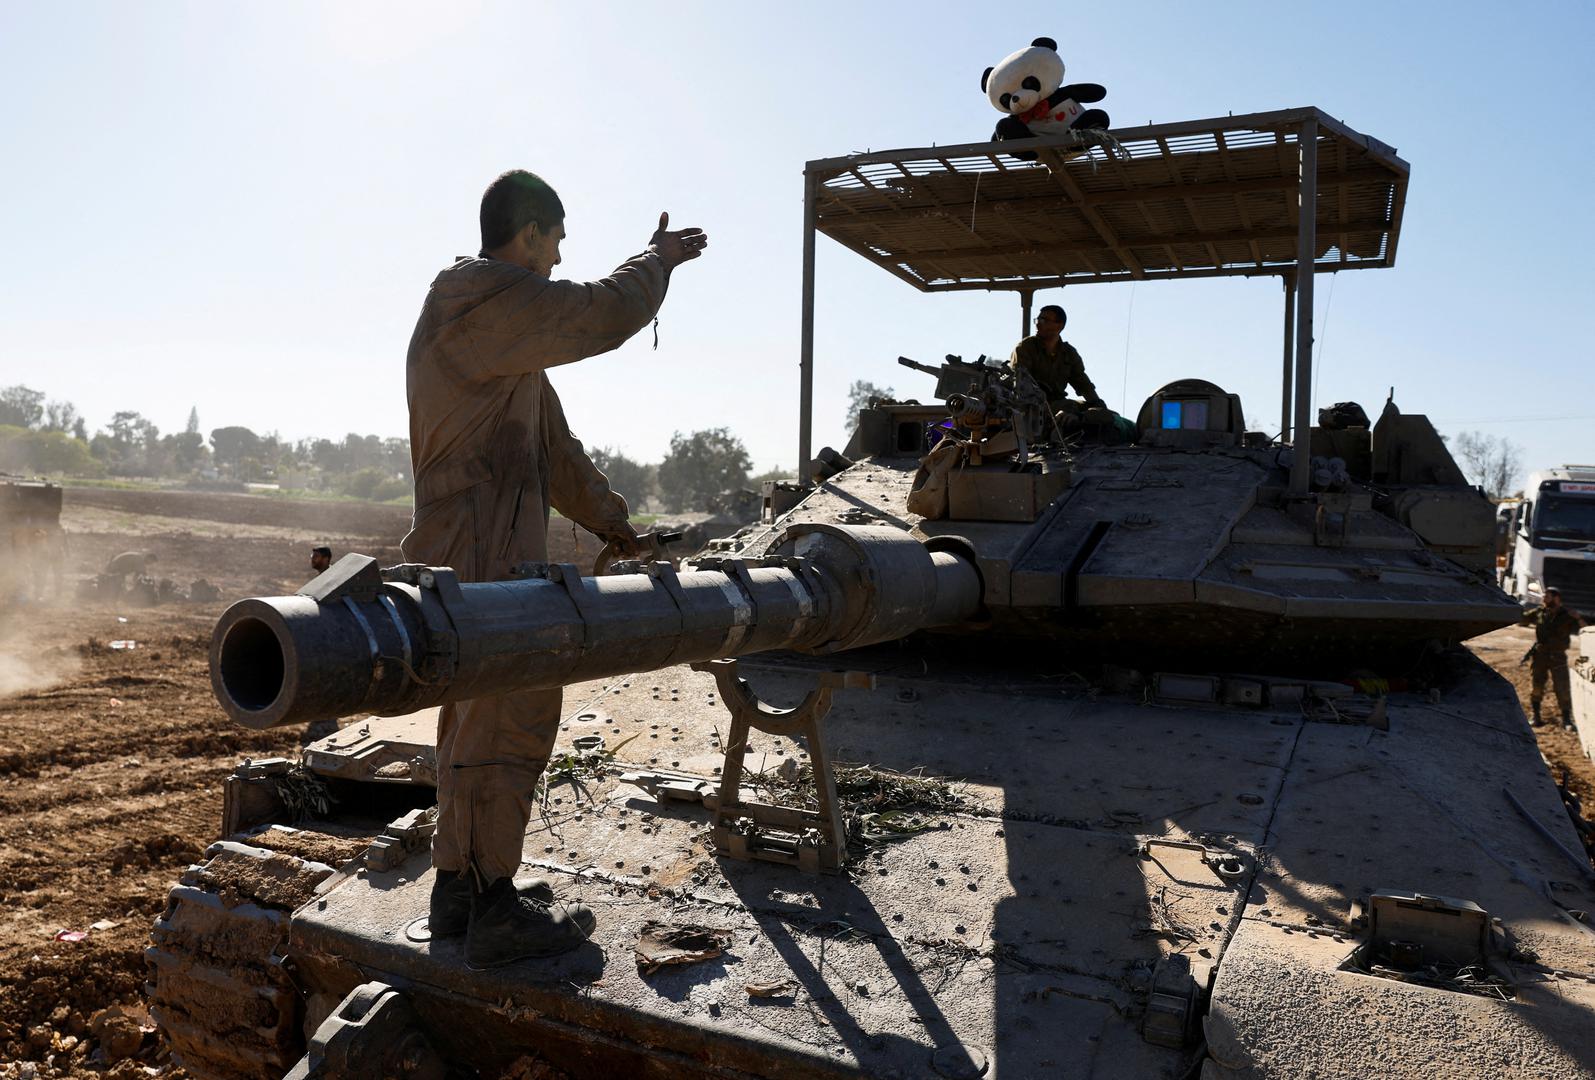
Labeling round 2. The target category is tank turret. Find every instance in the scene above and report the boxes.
[809,363,1515,669]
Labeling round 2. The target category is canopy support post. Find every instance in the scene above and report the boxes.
[1288,118,1318,496]
[1020,289,1034,340]
[799,170,818,485]
[1280,272,1296,442]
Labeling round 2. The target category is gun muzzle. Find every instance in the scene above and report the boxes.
[210,524,981,729]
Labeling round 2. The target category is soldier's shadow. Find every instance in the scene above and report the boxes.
[716,863,986,1075]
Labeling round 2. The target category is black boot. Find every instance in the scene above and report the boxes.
[465,876,596,969]
[428,869,554,939]
[1531,702,1543,727]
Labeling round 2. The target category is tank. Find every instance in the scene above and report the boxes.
[0,472,65,603]
[150,110,1595,1080]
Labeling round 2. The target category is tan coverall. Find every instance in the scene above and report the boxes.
[1009,335,1103,411]
[401,251,668,884]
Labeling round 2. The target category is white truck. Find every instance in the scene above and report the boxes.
[1500,464,1595,612]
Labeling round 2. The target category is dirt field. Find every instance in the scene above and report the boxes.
[0,487,601,1078]
[0,487,1589,1078]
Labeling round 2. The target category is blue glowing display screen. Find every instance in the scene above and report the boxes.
[1161,401,1182,429]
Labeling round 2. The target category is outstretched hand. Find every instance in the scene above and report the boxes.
[591,522,646,575]
[597,521,644,560]
[649,211,708,270]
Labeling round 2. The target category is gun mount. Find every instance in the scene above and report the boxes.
[210,523,980,729]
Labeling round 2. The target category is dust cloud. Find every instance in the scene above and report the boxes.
[0,620,81,697]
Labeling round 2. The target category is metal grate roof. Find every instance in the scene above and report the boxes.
[807,107,1408,291]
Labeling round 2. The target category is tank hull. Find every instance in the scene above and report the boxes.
[208,648,1595,1079]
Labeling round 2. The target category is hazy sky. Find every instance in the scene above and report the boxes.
[2,2,1591,474]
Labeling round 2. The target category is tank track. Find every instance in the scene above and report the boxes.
[145,833,337,1080]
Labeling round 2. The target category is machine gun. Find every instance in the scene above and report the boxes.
[898,354,1060,465]
[895,353,1000,402]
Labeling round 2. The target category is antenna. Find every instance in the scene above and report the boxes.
[1311,273,1337,414]
[1119,284,1137,413]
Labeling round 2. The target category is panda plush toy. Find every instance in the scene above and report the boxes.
[982,37,1109,159]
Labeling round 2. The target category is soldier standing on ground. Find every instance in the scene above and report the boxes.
[401,169,707,968]
[1522,586,1587,727]
[309,546,332,575]
[1008,304,1105,417]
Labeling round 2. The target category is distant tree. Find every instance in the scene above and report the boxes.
[210,425,264,477]
[590,447,655,512]
[165,430,209,473]
[0,425,25,469]
[1452,430,1524,501]
[257,432,287,478]
[0,385,45,429]
[71,416,88,442]
[845,379,894,429]
[0,425,101,475]
[372,476,411,501]
[338,466,408,502]
[38,430,101,475]
[339,467,386,500]
[42,399,81,434]
[185,406,200,435]
[298,433,409,488]
[656,428,751,512]
[342,433,384,471]
[309,437,346,472]
[98,410,160,475]
[108,410,157,449]
[381,437,413,483]
[144,434,175,477]
[749,466,794,486]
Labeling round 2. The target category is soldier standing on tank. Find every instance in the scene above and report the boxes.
[1521,587,1587,727]
[402,169,707,968]
[1009,305,1106,416]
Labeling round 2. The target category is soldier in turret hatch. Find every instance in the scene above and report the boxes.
[1009,304,1105,416]
[402,168,707,968]
[1520,587,1587,727]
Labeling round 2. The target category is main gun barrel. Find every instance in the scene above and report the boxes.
[210,524,981,729]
